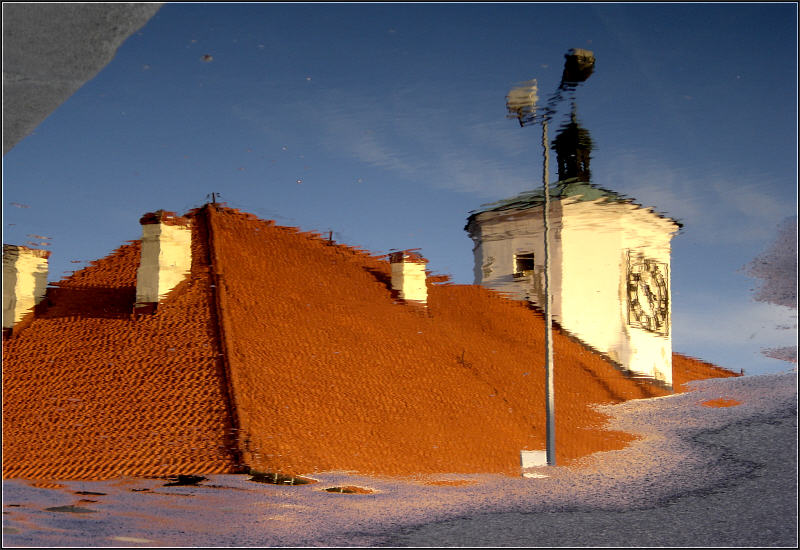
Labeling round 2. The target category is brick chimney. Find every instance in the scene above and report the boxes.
[389,250,428,305]
[134,210,192,314]
[3,245,50,332]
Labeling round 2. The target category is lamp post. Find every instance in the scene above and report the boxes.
[506,48,595,467]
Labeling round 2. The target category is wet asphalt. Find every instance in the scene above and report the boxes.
[375,401,797,547]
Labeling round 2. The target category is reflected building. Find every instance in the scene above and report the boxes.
[466,113,681,386]
[1,202,696,480]
[2,197,739,481]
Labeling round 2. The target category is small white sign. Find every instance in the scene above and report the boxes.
[520,450,547,469]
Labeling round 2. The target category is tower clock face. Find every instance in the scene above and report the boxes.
[627,253,669,335]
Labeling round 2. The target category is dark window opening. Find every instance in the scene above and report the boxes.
[514,253,535,278]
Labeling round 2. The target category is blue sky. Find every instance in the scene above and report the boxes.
[3,3,797,375]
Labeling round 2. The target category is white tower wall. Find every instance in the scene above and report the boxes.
[559,201,625,362]
[468,196,679,386]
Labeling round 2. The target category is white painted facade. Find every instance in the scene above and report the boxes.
[2,245,50,329]
[390,252,428,305]
[135,220,192,306]
[467,193,679,386]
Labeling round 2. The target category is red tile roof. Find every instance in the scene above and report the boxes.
[2,204,739,480]
[2,223,239,480]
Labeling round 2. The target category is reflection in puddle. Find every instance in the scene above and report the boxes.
[2,55,745,486]
[1,43,746,498]
[1,3,794,545]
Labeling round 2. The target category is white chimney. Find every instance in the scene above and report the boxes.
[3,245,50,331]
[390,250,428,305]
[134,211,192,314]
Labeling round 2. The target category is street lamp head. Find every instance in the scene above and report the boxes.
[506,79,539,127]
[560,48,595,88]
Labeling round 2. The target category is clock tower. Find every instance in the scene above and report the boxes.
[465,116,681,386]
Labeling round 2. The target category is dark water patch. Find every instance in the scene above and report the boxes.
[324,486,374,494]
[163,474,207,487]
[45,505,95,514]
[248,472,317,485]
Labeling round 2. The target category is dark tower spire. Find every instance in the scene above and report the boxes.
[552,104,593,183]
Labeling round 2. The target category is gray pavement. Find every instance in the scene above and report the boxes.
[375,402,797,546]
[3,3,162,154]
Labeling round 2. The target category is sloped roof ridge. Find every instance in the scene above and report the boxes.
[466,178,683,228]
[202,205,391,263]
[469,179,628,214]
